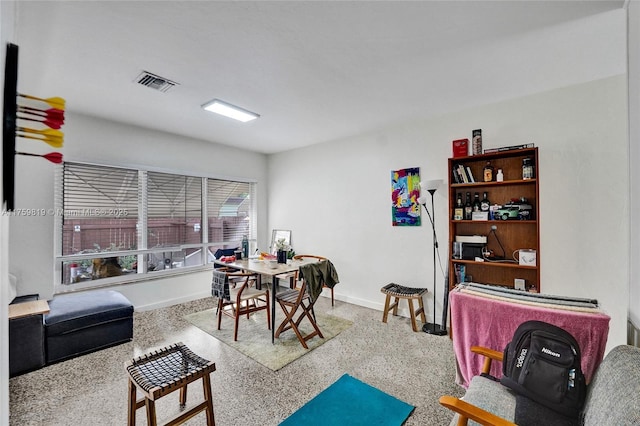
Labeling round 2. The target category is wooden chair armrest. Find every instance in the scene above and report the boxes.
[439,396,516,426]
[471,346,504,375]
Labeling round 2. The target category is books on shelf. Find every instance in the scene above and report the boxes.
[483,143,534,154]
[452,164,475,184]
[465,166,475,183]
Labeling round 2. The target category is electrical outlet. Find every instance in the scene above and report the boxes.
[514,278,526,291]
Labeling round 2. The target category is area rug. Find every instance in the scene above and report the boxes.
[184,308,353,371]
[280,374,415,426]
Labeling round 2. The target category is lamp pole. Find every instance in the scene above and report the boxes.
[420,182,447,336]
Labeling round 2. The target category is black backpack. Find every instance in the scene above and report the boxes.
[501,320,586,419]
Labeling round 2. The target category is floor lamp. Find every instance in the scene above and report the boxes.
[418,179,447,336]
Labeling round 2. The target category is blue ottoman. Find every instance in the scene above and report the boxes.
[44,290,134,364]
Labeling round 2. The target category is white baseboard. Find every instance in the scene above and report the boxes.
[134,291,211,312]
[131,287,427,321]
[333,291,433,321]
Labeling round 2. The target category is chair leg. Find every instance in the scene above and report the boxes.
[330,286,334,306]
[408,298,418,332]
[289,318,309,349]
[202,373,216,426]
[382,294,392,323]
[298,304,323,339]
[145,398,157,426]
[216,299,223,330]
[179,384,187,409]
[417,297,427,324]
[276,303,308,348]
[234,306,240,341]
[275,304,294,337]
[127,379,137,426]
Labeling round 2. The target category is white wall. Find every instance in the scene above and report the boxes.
[9,113,269,309]
[628,0,640,338]
[269,75,629,349]
[1,2,16,424]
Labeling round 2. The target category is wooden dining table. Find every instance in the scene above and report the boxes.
[212,257,316,343]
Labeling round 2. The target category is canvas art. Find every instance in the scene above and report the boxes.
[391,167,421,226]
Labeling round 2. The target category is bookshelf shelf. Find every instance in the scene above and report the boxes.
[451,259,537,270]
[451,179,536,189]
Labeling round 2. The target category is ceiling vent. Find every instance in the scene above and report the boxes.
[134,71,178,93]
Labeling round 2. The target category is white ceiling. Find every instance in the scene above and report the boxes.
[13,1,625,154]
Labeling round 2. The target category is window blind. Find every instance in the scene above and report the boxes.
[206,178,255,244]
[61,162,139,255]
[147,171,202,248]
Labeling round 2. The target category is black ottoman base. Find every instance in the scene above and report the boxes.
[9,314,45,377]
[44,290,134,364]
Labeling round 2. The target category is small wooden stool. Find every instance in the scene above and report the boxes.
[381,283,428,332]
[125,342,216,426]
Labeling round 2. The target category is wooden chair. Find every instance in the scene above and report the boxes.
[292,254,335,306]
[211,268,270,341]
[274,270,324,349]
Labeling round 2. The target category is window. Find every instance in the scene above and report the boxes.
[55,162,256,290]
[205,178,255,261]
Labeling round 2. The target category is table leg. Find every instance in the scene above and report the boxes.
[271,277,277,344]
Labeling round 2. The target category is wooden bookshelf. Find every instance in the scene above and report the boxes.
[448,148,540,291]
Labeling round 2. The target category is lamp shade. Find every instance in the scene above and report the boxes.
[417,195,428,205]
[421,179,442,192]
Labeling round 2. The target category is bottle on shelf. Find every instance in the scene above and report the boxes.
[496,168,504,182]
[454,193,464,220]
[464,192,473,220]
[480,192,490,213]
[483,161,494,182]
[522,158,534,180]
[472,192,481,212]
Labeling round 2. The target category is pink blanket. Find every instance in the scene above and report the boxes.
[450,290,610,388]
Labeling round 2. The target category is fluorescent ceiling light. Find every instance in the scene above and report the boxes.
[202,99,259,122]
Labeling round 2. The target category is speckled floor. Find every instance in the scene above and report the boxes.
[9,294,464,425]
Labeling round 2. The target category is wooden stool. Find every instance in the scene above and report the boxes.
[125,342,216,426]
[381,283,428,332]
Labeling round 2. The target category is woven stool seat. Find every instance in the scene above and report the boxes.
[381,283,428,332]
[126,342,216,426]
[381,283,428,298]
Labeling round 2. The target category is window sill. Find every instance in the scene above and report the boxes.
[54,264,213,294]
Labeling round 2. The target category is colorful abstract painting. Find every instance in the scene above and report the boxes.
[391,167,421,226]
